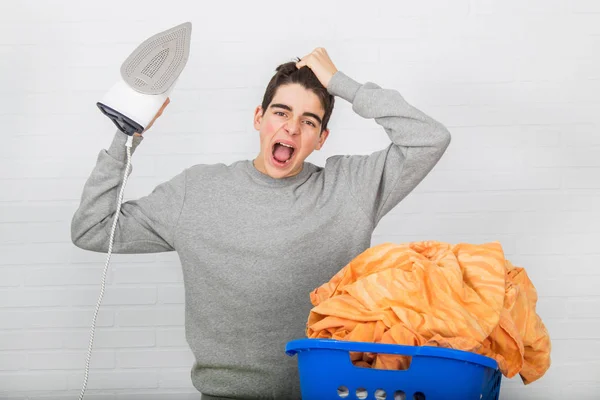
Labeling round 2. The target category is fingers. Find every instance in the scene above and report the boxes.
[140,96,171,134]
[154,97,170,120]
[296,55,309,69]
[160,97,170,113]
[296,47,327,69]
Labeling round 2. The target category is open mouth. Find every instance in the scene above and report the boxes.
[271,141,296,166]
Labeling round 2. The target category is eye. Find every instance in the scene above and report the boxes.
[304,120,316,127]
[274,111,286,117]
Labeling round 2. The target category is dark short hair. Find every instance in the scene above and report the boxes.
[260,58,335,134]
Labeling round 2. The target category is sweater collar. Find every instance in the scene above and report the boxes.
[243,159,314,187]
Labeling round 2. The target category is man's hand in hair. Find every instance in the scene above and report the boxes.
[296,48,338,89]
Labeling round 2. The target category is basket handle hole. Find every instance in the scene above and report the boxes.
[337,386,349,398]
[375,389,387,400]
[356,388,368,399]
[350,351,413,371]
[413,392,426,400]
[394,391,406,400]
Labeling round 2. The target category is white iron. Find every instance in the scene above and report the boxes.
[97,22,192,135]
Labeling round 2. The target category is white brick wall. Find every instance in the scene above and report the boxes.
[1,0,598,398]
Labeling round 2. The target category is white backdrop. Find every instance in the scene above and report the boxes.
[1,0,599,399]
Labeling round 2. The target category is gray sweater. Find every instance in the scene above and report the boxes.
[71,71,451,399]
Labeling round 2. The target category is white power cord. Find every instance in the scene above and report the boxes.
[79,134,134,400]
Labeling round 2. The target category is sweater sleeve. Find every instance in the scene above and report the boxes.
[70,130,187,253]
[326,71,451,226]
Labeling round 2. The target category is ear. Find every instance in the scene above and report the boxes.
[315,128,330,151]
[253,105,264,131]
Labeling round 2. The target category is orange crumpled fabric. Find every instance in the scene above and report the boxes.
[306,241,551,384]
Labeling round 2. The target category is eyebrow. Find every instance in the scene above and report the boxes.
[269,103,322,126]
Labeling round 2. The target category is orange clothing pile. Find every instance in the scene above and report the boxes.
[306,241,551,384]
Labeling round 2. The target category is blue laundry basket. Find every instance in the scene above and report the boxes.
[286,339,502,400]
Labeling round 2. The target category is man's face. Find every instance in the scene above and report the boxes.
[253,83,329,179]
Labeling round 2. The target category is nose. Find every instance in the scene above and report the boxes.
[284,119,301,136]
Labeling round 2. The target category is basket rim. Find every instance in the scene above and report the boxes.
[285,338,498,370]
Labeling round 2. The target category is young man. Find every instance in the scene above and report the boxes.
[71,48,451,399]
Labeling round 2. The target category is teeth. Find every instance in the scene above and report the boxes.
[278,142,294,149]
